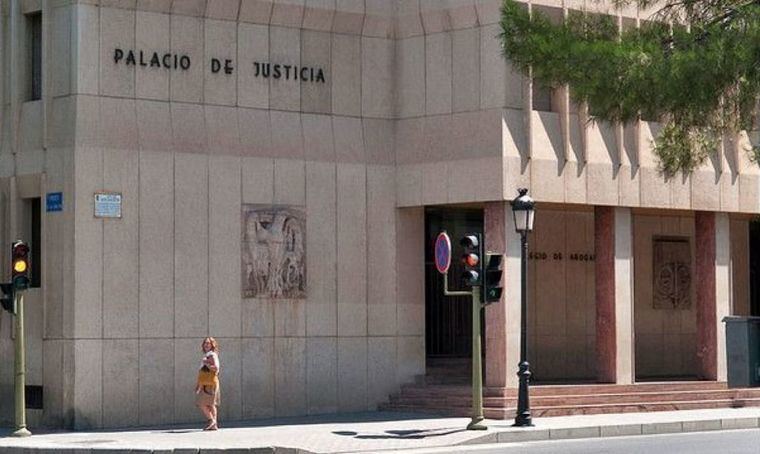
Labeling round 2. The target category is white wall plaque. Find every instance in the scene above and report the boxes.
[94,193,122,219]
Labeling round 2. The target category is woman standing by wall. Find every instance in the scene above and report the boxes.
[196,337,220,431]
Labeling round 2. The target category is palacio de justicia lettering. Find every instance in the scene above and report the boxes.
[1,0,759,430]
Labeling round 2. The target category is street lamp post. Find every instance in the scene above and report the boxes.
[511,188,535,427]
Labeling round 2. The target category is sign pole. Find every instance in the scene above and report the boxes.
[12,291,30,437]
[467,285,486,430]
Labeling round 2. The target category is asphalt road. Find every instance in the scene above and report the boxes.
[396,429,760,454]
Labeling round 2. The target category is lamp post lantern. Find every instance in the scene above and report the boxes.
[511,188,535,427]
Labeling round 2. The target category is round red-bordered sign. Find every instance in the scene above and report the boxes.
[434,232,452,274]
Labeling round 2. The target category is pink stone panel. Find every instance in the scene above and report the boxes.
[484,202,507,387]
[695,211,717,380]
[595,206,616,383]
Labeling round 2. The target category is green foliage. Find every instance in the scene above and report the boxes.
[499,0,760,176]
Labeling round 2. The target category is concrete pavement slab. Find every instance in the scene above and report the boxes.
[0,408,760,453]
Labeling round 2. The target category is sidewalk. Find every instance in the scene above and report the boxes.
[1,407,760,453]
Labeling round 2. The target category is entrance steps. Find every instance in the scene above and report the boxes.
[379,364,760,418]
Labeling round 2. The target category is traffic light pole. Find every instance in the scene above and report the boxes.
[442,274,486,430]
[12,291,31,437]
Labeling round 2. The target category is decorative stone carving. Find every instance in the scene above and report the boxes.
[242,205,306,299]
[653,238,691,309]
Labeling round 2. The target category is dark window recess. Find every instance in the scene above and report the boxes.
[25,385,43,410]
[27,13,42,101]
[31,197,41,288]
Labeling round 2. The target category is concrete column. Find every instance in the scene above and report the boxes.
[613,208,634,384]
[484,202,507,387]
[695,211,717,380]
[715,213,730,381]
[595,206,634,384]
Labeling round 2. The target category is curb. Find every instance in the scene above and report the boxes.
[0,448,317,454]
[457,416,760,447]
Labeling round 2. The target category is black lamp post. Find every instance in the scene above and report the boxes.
[511,188,535,427]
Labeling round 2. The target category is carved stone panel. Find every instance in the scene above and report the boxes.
[653,238,691,309]
[242,205,306,299]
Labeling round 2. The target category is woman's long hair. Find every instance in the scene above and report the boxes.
[201,337,219,353]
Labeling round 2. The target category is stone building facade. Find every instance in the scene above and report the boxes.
[0,0,757,429]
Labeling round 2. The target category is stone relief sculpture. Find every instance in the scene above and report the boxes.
[653,238,691,309]
[242,205,306,299]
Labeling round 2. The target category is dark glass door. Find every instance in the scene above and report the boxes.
[424,207,483,358]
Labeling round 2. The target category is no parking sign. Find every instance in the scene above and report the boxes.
[434,232,452,274]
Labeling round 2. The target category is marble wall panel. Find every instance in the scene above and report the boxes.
[136,100,173,152]
[209,155,242,337]
[42,340,64,427]
[364,0,394,37]
[332,34,361,117]
[362,37,393,118]
[242,156,275,204]
[396,208,424,336]
[397,335,424,385]
[239,109,273,157]
[74,4,100,94]
[303,0,335,32]
[305,161,337,336]
[135,11,169,100]
[51,5,71,96]
[367,166,397,336]
[170,102,207,154]
[238,23,270,109]
[394,36,425,118]
[206,105,242,155]
[425,32,452,115]
[204,18,237,105]
[337,163,367,336]
[306,337,338,414]
[239,0,274,24]
[271,0,305,27]
[170,15,204,102]
[332,0,364,34]
[337,337,368,411]
[242,337,275,418]
[269,26,301,111]
[99,7,135,97]
[333,116,364,163]
[274,158,306,204]
[138,338,174,425]
[206,0,240,20]
[530,111,565,203]
[174,153,209,337]
[137,0,172,12]
[102,339,139,427]
[274,337,307,416]
[452,28,480,113]
[367,337,396,408]
[174,338,204,423]
[138,151,174,337]
[302,114,335,161]
[301,31,331,113]
[363,119,394,165]
[172,0,206,16]
[73,146,103,338]
[270,110,304,160]
[217,337,242,421]
[73,339,103,429]
[102,148,139,338]
[396,0,423,38]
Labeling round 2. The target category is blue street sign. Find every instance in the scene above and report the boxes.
[46,192,63,212]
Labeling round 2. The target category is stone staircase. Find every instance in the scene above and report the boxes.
[379,359,760,419]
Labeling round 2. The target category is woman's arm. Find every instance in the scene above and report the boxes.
[205,353,218,372]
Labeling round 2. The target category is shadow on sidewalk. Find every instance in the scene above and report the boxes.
[332,427,466,440]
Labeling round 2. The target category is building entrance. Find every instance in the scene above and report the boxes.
[424,207,483,359]
[750,220,760,317]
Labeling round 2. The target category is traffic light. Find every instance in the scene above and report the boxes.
[483,253,503,303]
[460,234,482,287]
[11,241,30,291]
[0,283,13,314]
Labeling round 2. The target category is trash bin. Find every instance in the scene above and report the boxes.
[723,316,760,388]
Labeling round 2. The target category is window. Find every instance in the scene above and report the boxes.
[27,12,42,101]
